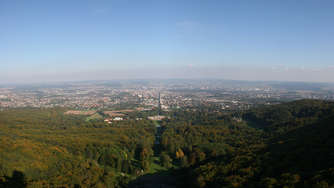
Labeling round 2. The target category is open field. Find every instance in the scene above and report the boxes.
[86,113,103,121]
[103,111,126,117]
[64,110,96,116]
[103,109,135,117]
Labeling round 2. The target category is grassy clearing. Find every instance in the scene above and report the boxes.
[86,113,103,121]
[147,157,166,174]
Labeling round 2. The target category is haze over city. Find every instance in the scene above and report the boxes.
[1,0,334,83]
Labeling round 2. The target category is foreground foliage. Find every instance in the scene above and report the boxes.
[1,100,334,187]
[0,108,155,187]
[178,100,334,187]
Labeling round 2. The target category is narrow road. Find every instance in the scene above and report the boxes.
[154,121,162,145]
[128,121,178,188]
[153,121,163,156]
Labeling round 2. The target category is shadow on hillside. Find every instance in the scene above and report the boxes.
[260,114,334,177]
[0,170,27,188]
[127,169,183,188]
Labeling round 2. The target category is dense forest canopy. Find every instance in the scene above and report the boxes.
[0,99,334,187]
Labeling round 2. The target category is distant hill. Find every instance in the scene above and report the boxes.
[243,99,334,133]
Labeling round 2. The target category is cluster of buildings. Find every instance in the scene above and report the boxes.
[1,80,334,111]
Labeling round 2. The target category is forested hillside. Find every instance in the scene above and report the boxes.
[1,100,334,187]
[179,100,334,188]
[0,108,156,187]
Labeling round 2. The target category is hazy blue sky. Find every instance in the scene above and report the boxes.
[1,0,334,83]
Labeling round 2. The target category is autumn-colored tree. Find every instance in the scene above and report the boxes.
[175,148,185,159]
